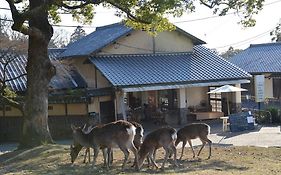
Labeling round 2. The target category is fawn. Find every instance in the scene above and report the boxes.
[138,126,178,170]
[175,123,212,160]
[70,120,139,170]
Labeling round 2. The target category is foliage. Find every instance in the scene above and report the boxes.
[254,110,271,124]
[69,26,86,44]
[220,46,243,60]
[266,106,280,123]
[270,20,281,42]
[3,87,17,98]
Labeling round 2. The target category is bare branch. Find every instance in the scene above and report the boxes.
[5,74,27,82]
[199,0,231,9]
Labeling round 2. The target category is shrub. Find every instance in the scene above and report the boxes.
[267,107,281,124]
[255,110,271,124]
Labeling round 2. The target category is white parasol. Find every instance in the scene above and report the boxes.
[207,85,247,115]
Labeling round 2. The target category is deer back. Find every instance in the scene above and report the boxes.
[177,123,210,140]
[139,126,177,158]
[91,120,136,148]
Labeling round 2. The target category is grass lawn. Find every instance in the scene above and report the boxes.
[1,144,281,175]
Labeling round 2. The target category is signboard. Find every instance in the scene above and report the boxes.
[229,112,255,132]
[254,75,265,102]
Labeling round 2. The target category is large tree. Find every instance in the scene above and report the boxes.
[5,0,265,148]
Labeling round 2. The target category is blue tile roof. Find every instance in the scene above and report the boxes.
[60,23,133,58]
[60,23,206,58]
[90,45,251,87]
[0,48,87,92]
[230,42,281,74]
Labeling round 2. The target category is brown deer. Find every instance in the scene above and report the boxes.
[70,124,94,164]
[175,123,212,160]
[70,120,139,170]
[70,121,144,165]
[138,126,178,170]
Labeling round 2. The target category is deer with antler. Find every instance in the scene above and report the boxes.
[175,123,212,160]
[70,120,139,170]
[138,126,178,170]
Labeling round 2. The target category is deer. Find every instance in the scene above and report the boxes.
[70,124,95,164]
[175,123,212,160]
[70,120,139,170]
[138,126,178,170]
[70,121,144,166]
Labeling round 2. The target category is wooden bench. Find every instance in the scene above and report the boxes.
[192,112,224,120]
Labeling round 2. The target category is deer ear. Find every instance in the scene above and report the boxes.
[71,124,76,131]
[82,124,87,131]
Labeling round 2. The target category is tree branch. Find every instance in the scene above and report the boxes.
[5,74,27,82]
[199,0,231,9]
[106,0,151,24]
[58,0,91,9]
[5,0,52,38]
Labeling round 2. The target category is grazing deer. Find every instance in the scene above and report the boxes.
[70,120,139,170]
[70,121,144,166]
[175,123,212,160]
[138,126,178,170]
[105,121,144,166]
[70,124,94,164]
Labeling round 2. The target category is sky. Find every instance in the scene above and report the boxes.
[0,0,281,52]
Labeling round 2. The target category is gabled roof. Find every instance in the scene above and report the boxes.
[0,48,87,92]
[60,23,133,58]
[89,45,250,88]
[60,23,206,58]
[230,42,281,74]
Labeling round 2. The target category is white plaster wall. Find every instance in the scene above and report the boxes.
[155,31,194,52]
[100,30,194,54]
[185,87,209,107]
[69,58,111,88]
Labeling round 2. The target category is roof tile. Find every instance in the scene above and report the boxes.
[90,45,251,87]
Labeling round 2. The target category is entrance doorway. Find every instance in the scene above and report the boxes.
[100,101,115,123]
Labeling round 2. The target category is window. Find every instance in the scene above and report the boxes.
[158,89,178,110]
[48,106,53,110]
[209,87,222,112]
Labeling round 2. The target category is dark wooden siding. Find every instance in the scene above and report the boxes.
[0,115,91,143]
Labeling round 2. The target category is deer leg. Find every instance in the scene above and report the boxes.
[102,148,109,169]
[119,145,130,171]
[198,138,212,159]
[171,144,178,167]
[129,143,139,170]
[83,148,88,163]
[161,146,170,170]
[108,148,113,165]
[180,140,187,160]
[197,140,206,158]
[148,149,160,169]
[88,148,91,163]
[187,140,196,158]
[92,147,99,166]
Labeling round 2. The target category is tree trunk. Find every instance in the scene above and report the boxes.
[19,0,55,148]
